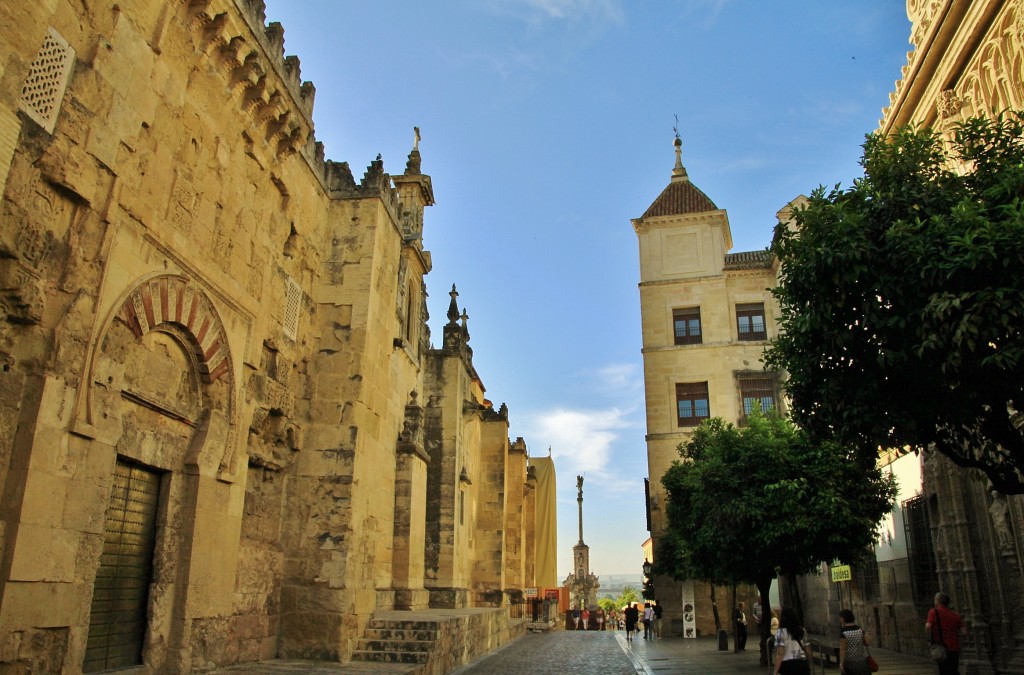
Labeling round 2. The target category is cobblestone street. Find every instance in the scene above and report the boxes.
[450,630,937,675]
[452,630,639,675]
[217,629,938,675]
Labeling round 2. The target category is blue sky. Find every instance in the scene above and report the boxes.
[262,1,913,577]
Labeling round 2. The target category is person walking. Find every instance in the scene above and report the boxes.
[734,601,748,652]
[774,608,812,675]
[572,606,581,630]
[925,592,967,675]
[653,602,663,638]
[643,602,654,639]
[838,609,872,675]
[624,603,639,642]
[581,607,591,631]
[596,607,605,631]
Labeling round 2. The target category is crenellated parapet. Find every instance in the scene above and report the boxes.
[186,0,415,221]
[187,0,314,163]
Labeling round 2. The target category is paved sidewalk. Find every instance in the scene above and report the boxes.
[217,630,938,674]
[618,633,936,675]
[452,630,637,674]
[455,630,939,675]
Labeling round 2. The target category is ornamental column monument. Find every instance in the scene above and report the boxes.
[562,475,600,610]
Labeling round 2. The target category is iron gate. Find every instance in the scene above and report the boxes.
[83,460,160,672]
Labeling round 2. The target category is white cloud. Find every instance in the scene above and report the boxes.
[589,362,642,394]
[521,406,635,479]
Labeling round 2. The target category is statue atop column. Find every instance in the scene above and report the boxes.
[577,475,585,544]
[563,474,599,612]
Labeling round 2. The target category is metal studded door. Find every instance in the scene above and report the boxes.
[83,460,160,672]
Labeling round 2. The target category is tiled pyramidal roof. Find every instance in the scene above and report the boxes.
[642,179,718,218]
[641,136,718,218]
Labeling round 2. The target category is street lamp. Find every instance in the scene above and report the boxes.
[642,559,655,600]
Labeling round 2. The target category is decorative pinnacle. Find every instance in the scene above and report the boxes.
[406,127,423,175]
[672,114,688,180]
[577,475,585,544]
[447,284,459,324]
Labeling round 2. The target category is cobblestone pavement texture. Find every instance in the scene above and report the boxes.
[216,629,938,675]
[453,630,639,674]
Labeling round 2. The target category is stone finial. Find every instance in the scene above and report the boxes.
[405,127,422,175]
[443,284,466,351]
[397,390,425,457]
[672,134,688,181]
[446,284,459,325]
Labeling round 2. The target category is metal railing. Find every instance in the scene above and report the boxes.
[508,599,526,620]
[766,636,832,675]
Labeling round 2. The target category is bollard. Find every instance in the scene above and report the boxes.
[718,629,729,651]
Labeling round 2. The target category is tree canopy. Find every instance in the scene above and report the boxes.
[616,585,639,609]
[657,410,895,633]
[766,112,1024,493]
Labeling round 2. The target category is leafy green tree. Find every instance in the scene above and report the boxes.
[598,597,617,615]
[767,112,1024,493]
[641,575,656,600]
[616,585,639,610]
[658,410,895,662]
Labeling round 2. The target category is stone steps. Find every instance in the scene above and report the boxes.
[350,618,439,669]
[350,649,430,665]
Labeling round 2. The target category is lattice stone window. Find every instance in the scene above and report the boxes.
[283,277,301,340]
[20,28,75,133]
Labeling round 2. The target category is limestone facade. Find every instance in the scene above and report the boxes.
[790,2,1024,674]
[633,139,779,636]
[0,1,551,672]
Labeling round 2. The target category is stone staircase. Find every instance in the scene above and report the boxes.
[350,617,436,671]
[349,608,525,675]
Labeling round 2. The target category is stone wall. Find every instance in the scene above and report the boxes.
[0,0,545,671]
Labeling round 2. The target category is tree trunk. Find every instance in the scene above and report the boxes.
[710,584,721,633]
[731,584,738,653]
[756,575,773,667]
[784,573,805,625]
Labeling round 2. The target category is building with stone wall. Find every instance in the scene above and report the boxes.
[792,2,1024,674]
[633,137,779,637]
[0,1,553,672]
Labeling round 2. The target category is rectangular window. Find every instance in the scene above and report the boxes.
[903,495,939,611]
[676,382,710,427]
[736,302,767,341]
[737,372,779,423]
[673,307,702,345]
